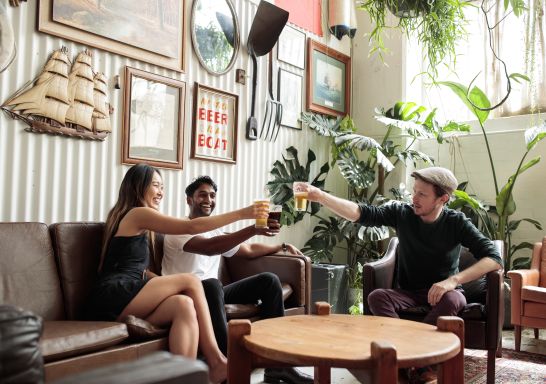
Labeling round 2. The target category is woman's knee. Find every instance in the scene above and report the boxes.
[168,295,197,318]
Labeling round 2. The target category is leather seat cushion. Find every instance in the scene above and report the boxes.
[225,304,260,319]
[521,286,546,304]
[40,321,128,362]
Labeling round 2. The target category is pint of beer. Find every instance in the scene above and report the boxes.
[254,199,270,228]
[292,182,309,212]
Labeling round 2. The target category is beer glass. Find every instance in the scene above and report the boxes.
[292,181,309,212]
[268,204,282,224]
[254,198,270,228]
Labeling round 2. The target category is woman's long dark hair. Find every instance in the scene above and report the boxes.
[99,163,160,271]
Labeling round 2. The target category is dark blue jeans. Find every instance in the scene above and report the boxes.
[202,272,284,355]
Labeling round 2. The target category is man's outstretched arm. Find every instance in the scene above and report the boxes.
[183,221,280,256]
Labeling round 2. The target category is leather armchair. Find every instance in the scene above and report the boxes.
[363,237,504,384]
[507,236,546,351]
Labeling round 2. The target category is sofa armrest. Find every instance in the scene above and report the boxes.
[362,237,398,315]
[507,269,540,323]
[223,254,311,313]
[484,268,504,346]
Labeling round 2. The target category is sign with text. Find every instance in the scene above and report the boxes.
[191,83,238,164]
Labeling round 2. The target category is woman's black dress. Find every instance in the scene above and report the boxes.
[86,234,150,321]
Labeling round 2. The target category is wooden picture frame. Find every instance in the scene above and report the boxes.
[191,83,238,164]
[278,68,303,129]
[38,0,186,72]
[277,24,306,69]
[122,67,186,170]
[306,39,351,117]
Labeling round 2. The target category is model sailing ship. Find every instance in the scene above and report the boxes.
[1,47,113,141]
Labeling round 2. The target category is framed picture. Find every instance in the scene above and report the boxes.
[122,67,186,170]
[277,25,306,69]
[191,83,238,164]
[38,0,185,72]
[278,68,303,129]
[306,39,351,117]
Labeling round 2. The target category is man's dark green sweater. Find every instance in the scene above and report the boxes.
[358,202,502,290]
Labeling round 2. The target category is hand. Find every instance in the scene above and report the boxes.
[283,243,303,256]
[305,184,324,203]
[242,202,269,220]
[255,219,280,237]
[428,277,458,306]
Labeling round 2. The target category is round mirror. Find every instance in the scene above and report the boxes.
[191,0,240,75]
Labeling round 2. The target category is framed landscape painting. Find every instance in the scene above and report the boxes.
[306,39,351,117]
[122,67,186,170]
[38,0,185,72]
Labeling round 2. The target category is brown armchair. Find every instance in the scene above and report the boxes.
[507,236,546,351]
[363,237,504,384]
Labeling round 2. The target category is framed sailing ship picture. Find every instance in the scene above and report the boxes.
[191,83,238,164]
[38,0,186,72]
[122,67,186,170]
[306,39,351,117]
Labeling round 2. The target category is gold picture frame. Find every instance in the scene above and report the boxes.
[122,67,186,170]
[38,0,186,72]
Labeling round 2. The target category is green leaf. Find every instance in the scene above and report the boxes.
[524,121,546,150]
[509,73,530,84]
[438,81,490,124]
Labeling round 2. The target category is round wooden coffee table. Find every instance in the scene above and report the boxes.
[228,303,463,384]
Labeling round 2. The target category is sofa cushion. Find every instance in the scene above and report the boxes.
[0,222,65,320]
[521,286,546,304]
[49,222,104,320]
[40,321,128,362]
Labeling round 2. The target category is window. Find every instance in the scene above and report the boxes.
[405,1,545,121]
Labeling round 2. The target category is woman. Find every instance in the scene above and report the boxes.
[86,164,263,383]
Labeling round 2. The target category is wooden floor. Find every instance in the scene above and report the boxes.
[250,328,546,384]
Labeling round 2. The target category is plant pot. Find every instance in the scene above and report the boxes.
[386,0,431,18]
[311,263,349,314]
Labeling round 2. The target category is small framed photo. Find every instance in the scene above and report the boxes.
[306,39,351,117]
[277,25,306,69]
[278,68,303,129]
[191,83,238,164]
[122,67,186,170]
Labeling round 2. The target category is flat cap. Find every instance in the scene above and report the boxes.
[411,167,458,195]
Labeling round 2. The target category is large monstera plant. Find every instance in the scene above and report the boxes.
[268,101,470,290]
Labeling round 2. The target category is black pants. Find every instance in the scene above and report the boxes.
[202,272,284,355]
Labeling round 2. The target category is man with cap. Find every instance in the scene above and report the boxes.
[305,166,502,322]
[303,166,502,381]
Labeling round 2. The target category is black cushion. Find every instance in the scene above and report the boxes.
[0,305,44,383]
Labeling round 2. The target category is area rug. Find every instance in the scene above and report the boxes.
[464,348,546,383]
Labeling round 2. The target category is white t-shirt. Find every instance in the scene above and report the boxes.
[162,227,240,280]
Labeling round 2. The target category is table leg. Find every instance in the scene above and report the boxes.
[314,365,331,384]
[228,319,252,384]
[371,340,397,384]
[436,316,464,384]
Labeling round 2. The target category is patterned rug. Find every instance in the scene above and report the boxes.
[464,348,546,383]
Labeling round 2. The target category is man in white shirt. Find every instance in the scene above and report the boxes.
[162,176,313,384]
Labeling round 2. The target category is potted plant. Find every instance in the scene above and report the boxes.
[357,0,527,79]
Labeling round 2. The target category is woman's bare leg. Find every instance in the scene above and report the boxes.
[118,274,227,383]
[144,295,199,356]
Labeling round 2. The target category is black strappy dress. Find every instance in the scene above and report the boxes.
[86,234,150,321]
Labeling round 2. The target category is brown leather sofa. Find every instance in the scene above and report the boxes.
[0,222,311,382]
[363,237,504,384]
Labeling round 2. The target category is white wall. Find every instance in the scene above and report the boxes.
[0,0,349,249]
